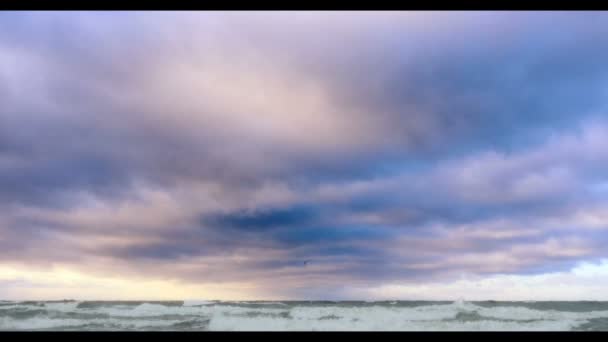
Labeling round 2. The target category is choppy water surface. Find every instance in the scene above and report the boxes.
[1,300,608,331]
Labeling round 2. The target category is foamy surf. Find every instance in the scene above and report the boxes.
[182,300,216,307]
[0,300,607,331]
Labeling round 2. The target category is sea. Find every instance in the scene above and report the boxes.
[1,300,608,331]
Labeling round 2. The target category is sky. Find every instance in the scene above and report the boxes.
[1,11,608,301]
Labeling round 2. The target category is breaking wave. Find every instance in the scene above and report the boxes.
[1,300,607,331]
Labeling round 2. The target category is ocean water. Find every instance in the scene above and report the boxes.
[1,300,608,331]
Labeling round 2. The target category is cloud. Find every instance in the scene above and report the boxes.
[2,11,608,299]
[347,259,608,301]
[203,205,319,231]
[0,263,260,301]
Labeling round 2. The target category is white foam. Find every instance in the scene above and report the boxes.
[207,301,606,331]
[207,314,581,331]
[44,302,80,312]
[91,303,208,317]
[2,301,607,331]
[289,303,459,322]
[252,302,289,306]
[0,315,194,330]
[208,302,465,330]
[0,317,85,330]
[0,304,214,331]
[476,305,608,321]
[183,300,215,307]
[86,302,287,318]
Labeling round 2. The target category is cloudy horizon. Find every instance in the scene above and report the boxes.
[2,11,608,301]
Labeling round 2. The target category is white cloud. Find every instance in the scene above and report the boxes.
[349,259,608,301]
